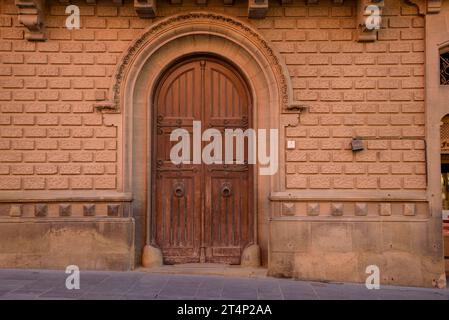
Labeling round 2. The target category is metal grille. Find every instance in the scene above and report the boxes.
[442,123,449,140]
[441,116,449,153]
[440,52,449,85]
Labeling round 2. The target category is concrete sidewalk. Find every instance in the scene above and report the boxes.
[0,268,448,300]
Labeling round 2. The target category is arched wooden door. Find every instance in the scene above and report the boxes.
[152,57,253,264]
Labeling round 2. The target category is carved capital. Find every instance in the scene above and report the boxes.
[15,0,46,41]
[134,0,157,18]
[357,0,383,42]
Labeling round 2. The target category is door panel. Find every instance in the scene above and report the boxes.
[153,57,253,265]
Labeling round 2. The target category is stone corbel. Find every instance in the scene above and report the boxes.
[427,0,442,13]
[405,0,441,14]
[248,0,268,19]
[134,0,157,18]
[356,0,383,42]
[15,0,46,41]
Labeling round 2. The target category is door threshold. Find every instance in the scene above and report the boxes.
[137,263,267,278]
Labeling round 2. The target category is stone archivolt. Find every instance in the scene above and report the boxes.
[97,12,299,113]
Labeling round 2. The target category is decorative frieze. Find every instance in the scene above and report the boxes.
[59,204,71,217]
[9,205,22,217]
[282,203,295,216]
[307,203,320,216]
[83,204,96,216]
[355,202,368,216]
[331,203,344,216]
[35,203,48,217]
[107,204,120,217]
[273,197,427,218]
[403,203,416,216]
[379,203,392,216]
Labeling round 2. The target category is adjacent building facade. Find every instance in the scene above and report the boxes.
[0,0,448,288]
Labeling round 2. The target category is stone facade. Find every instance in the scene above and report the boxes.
[0,0,447,288]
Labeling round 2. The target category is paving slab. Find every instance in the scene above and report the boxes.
[0,268,447,300]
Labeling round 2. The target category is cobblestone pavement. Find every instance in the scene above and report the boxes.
[0,269,448,300]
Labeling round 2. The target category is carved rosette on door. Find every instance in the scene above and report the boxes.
[152,57,254,264]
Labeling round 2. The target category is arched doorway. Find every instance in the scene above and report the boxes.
[101,12,299,268]
[151,56,254,264]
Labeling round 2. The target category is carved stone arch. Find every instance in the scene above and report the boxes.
[105,12,298,267]
[98,11,299,113]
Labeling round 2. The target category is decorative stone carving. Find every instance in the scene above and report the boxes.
[104,12,296,113]
[9,205,22,217]
[59,204,71,217]
[282,202,295,216]
[307,203,320,216]
[248,0,268,19]
[107,204,120,217]
[356,0,383,42]
[403,203,416,216]
[331,203,344,216]
[15,0,46,41]
[134,0,157,18]
[35,203,48,217]
[83,204,96,216]
[355,202,368,216]
[379,203,392,216]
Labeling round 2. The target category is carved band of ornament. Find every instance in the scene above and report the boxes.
[15,0,46,41]
[103,12,292,113]
[405,0,442,15]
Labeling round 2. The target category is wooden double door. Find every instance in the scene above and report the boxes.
[152,57,254,264]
